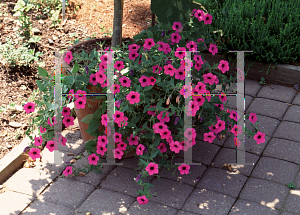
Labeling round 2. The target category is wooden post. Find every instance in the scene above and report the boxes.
[151,13,155,27]
[112,0,123,48]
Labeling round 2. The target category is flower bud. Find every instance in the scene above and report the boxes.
[176,95,180,104]
[166,97,171,105]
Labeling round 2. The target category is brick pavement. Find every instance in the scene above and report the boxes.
[1,79,300,215]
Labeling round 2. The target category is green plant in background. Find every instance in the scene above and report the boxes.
[259,77,266,85]
[12,0,35,40]
[288,182,295,189]
[49,9,62,28]
[195,0,300,68]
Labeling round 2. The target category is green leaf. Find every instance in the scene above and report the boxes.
[133,128,141,137]
[143,86,153,91]
[63,75,74,85]
[150,149,159,159]
[140,159,148,166]
[86,119,100,133]
[131,116,141,124]
[28,36,42,43]
[147,30,153,38]
[162,111,167,119]
[72,62,79,74]
[81,114,94,123]
[85,139,97,151]
[93,106,103,121]
[45,102,55,110]
[36,80,46,92]
[153,139,160,147]
[37,66,48,78]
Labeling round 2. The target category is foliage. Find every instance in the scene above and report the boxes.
[195,0,300,65]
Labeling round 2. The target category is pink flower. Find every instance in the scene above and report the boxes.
[62,107,71,117]
[203,13,213,25]
[160,128,171,140]
[128,134,139,146]
[88,153,99,165]
[148,77,156,86]
[89,74,98,85]
[117,142,127,151]
[230,110,241,122]
[113,110,124,125]
[99,62,107,72]
[64,51,73,64]
[152,65,162,74]
[28,148,41,160]
[178,163,190,175]
[157,143,167,154]
[219,92,227,103]
[163,64,176,76]
[172,22,183,32]
[157,111,170,123]
[249,113,257,124]
[204,132,216,143]
[170,141,183,153]
[218,60,229,73]
[75,97,86,109]
[62,115,75,127]
[75,90,87,99]
[153,122,167,134]
[34,136,43,147]
[46,140,57,152]
[137,196,148,205]
[24,102,35,114]
[98,135,108,146]
[187,100,200,117]
[143,38,155,50]
[254,131,265,145]
[96,144,107,156]
[230,125,243,136]
[186,40,197,52]
[175,68,185,81]
[67,89,75,101]
[175,47,186,59]
[194,9,205,21]
[234,137,241,148]
[136,144,145,155]
[95,70,107,84]
[145,162,159,175]
[215,120,226,132]
[47,116,58,127]
[63,166,73,177]
[203,73,216,85]
[114,132,122,143]
[139,75,150,87]
[208,44,218,56]
[101,114,108,126]
[114,61,125,71]
[129,51,139,61]
[184,128,196,141]
[128,44,140,52]
[126,91,140,104]
[114,148,124,159]
[40,127,47,133]
[170,32,181,43]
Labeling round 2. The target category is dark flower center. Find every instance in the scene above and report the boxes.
[116,114,120,118]
[28,106,32,109]
[33,151,36,154]
[159,125,163,129]
[258,135,261,139]
[117,63,121,67]
[50,144,54,147]
[179,72,183,75]
[182,167,186,170]
[132,95,136,99]
[174,35,177,39]
[79,101,82,105]
[150,167,154,170]
[67,119,70,122]
[143,79,147,82]
[93,77,96,81]
[179,51,182,55]
[92,157,95,160]
[131,138,135,141]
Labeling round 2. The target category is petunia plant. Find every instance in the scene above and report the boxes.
[23,8,266,205]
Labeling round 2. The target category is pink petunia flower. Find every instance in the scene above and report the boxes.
[145,162,159,175]
[89,74,98,85]
[172,22,183,32]
[24,102,36,114]
[114,61,125,71]
[34,136,43,147]
[63,166,73,177]
[128,44,140,52]
[47,116,58,127]
[88,153,99,165]
[40,126,47,134]
[230,125,243,136]
[75,97,86,109]
[170,32,181,44]
[208,44,218,56]
[157,142,167,154]
[249,113,257,124]
[203,73,216,85]
[170,141,183,153]
[139,75,150,87]
[129,51,139,61]
[137,196,148,205]
[96,144,107,156]
[175,47,186,59]
[128,134,139,146]
[113,110,124,125]
[113,148,124,159]
[203,13,213,25]
[178,163,190,175]
[46,140,58,152]
[28,148,41,160]
[95,70,107,84]
[126,91,140,104]
[75,90,87,99]
[253,131,265,145]
[64,51,73,64]
[62,107,71,117]
[230,110,241,122]
[117,142,127,151]
[159,128,171,140]
[62,115,75,127]
[136,144,145,155]
[218,60,229,73]
[186,40,197,52]
[203,132,216,143]
[143,38,155,50]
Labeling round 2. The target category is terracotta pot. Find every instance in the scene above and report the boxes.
[74,85,105,144]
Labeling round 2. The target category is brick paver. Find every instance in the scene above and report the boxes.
[239,178,290,209]
[263,138,300,164]
[181,188,236,214]
[228,199,281,215]
[256,84,296,103]
[273,121,300,143]
[196,167,247,198]
[282,189,300,214]
[251,157,299,185]
[0,190,34,214]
